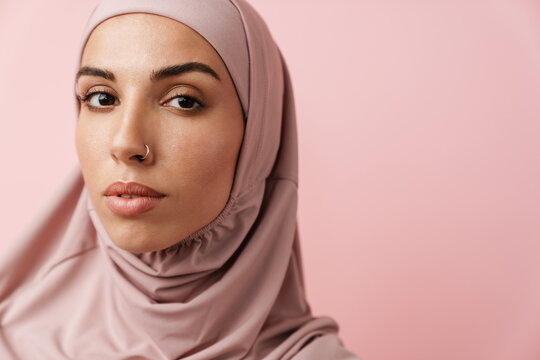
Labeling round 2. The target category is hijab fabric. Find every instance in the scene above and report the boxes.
[0,0,360,358]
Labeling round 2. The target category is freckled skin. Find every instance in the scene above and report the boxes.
[76,14,244,253]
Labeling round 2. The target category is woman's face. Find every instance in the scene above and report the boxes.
[76,14,244,252]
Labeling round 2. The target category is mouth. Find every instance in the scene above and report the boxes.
[104,181,165,197]
[103,181,166,215]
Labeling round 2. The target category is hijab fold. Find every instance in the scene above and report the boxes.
[0,0,360,358]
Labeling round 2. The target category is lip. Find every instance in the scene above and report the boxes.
[103,181,165,216]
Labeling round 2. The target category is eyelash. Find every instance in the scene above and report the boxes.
[76,91,205,113]
[163,93,205,112]
[77,90,117,111]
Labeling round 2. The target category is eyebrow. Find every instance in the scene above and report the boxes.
[150,62,221,82]
[76,62,221,83]
[76,67,115,82]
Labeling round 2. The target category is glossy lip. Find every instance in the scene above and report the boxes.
[103,181,166,216]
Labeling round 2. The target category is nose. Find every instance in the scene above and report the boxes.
[110,103,154,165]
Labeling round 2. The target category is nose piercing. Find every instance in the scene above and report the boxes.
[136,144,150,161]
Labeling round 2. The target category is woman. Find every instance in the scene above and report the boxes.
[0,0,360,358]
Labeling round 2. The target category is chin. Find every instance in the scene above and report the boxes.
[107,225,179,253]
[99,205,220,253]
[112,238,160,253]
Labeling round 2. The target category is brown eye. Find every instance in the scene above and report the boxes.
[177,96,196,109]
[96,93,115,106]
[164,95,203,111]
[85,92,118,108]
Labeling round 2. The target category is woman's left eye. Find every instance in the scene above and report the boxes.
[164,95,203,111]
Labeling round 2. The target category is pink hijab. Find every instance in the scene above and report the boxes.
[0,0,359,358]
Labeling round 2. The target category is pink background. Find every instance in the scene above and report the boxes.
[1,1,540,358]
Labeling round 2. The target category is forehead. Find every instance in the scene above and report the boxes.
[81,13,224,72]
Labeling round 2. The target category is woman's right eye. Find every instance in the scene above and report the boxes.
[80,92,118,109]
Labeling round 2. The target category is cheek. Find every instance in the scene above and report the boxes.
[75,121,91,167]
[75,118,108,192]
[164,115,244,192]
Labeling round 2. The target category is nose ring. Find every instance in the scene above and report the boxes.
[136,144,150,161]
